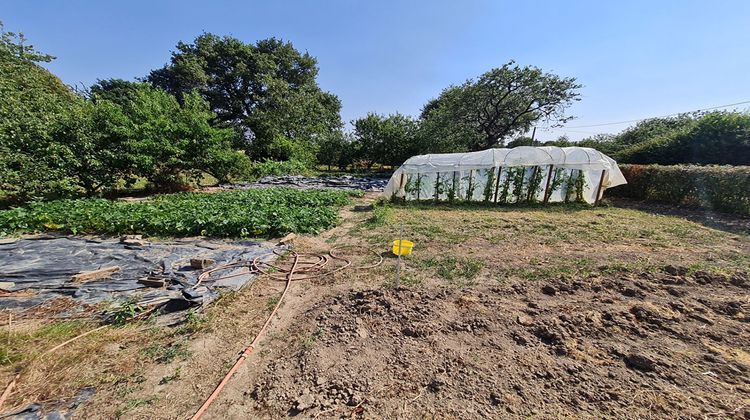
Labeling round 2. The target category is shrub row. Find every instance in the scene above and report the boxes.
[0,188,355,237]
[609,165,750,216]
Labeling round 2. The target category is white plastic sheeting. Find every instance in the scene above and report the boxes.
[383,146,627,204]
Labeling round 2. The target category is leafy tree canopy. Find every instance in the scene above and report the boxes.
[89,78,141,106]
[147,33,343,162]
[1,23,82,202]
[419,61,581,151]
[353,113,419,168]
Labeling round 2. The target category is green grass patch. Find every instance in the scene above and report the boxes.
[0,187,355,237]
[367,202,392,226]
[417,255,484,284]
[141,341,191,364]
[0,320,92,366]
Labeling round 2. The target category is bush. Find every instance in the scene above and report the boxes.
[609,165,750,215]
[0,188,354,237]
[244,159,311,180]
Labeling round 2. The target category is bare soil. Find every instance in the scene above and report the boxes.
[229,268,750,419]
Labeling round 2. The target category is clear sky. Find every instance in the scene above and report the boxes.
[4,0,750,141]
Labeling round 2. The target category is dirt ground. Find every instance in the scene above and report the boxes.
[4,196,750,419]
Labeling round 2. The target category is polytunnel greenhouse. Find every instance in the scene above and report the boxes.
[383,146,627,204]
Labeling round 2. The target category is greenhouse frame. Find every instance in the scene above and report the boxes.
[383,146,627,205]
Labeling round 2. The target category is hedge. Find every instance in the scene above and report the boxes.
[608,165,750,216]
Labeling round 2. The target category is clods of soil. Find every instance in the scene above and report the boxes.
[245,268,750,418]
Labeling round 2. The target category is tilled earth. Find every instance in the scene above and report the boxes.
[245,267,750,419]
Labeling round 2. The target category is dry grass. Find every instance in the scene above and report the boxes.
[352,201,750,287]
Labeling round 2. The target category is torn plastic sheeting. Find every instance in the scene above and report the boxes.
[0,236,278,312]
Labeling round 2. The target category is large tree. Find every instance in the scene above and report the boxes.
[148,33,342,163]
[0,23,82,202]
[420,61,581,151]
[353,113,419,168]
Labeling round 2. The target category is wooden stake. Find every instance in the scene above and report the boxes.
[543,165,554,204]
[595,169,607,205]
[434,172,440,203]
[493,166,503,204]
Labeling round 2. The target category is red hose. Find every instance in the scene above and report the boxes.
[190,253,300,420]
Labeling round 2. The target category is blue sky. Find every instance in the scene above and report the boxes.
[4,0,750,141]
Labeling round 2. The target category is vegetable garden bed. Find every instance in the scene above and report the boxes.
[0,188,358,237]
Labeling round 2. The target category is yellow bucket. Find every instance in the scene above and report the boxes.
[392,239,414,256]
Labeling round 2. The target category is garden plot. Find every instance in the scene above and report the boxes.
[4,195,750,419]
[0,236,278,321]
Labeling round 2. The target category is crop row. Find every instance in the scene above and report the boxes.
[0,188,357,237]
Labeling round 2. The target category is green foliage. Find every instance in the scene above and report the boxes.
[0,188,353,237]
[418,61,581,151]
[580,111,750,165]
[316,132,355,170]
[107,298,144,326]
[404,173,424,200]
[463,170,477,201]
[447,172,458,203]
[563,170,587,203]
[0,24,248,203]
[0,22,54,62]
[507,136,535,148]
[434,173,445,201]
[574,170,587,202]
[498,169,512,203]
[244,159,310,180]
[510,167,526,203]
[90,78,140,106]
[525,166,545,202]
[148,34,343,162]
[352,112,419,168]
[117,85,246,189]
[542,135,574,147]
[544,167,567,202]
[482,168,496,202]
[367,202,392,226]
[0,24,82,203]
[610,165,750,215]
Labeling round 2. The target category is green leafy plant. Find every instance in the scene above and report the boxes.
[482,168,497,202]
[525,166,545,202]
[434,173,445,202]
[0,188,353,237]
[463,170,477,201]
[544,167,567,202]
[511,167,526,203]
[447,172,458,203]
[498,168,512,204]
[244,159,310,180]
[108,298,143,326]
[574,170,587,202]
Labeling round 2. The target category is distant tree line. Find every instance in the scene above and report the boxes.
[517,112,750,166]
[4,21,745,205]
